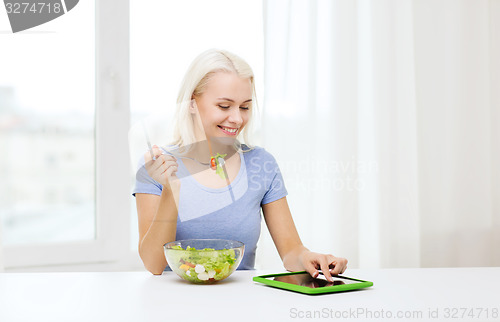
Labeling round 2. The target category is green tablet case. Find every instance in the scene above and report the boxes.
[253,271,373,295]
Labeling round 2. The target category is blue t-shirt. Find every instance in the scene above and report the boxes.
[133,145,288,270]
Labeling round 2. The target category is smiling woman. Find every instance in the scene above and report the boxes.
[173,50,256,150]
[133,49,348,279]
[128,0,265,263]
[192,72,253,139]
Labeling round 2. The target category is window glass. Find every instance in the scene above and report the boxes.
[0,1,96,245]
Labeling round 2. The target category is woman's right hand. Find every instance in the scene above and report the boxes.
[144,145,180,191]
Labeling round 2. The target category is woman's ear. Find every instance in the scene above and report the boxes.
[190,99,197,114]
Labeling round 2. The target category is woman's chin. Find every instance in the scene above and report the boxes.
[210,136,238,146]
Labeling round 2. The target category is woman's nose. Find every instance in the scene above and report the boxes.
[227,107,243,125]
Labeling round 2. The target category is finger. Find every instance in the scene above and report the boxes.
[157,159,178,176]
[149,157,165,173]
[151,163,167,179]
[319,257,334,282]
[160,162,178,177]
[162,159,178,167]
[151,145,173,161]
[151,146,163,159]
[158,155,177,168]
[145,152,163,169]
[151,154,175,172]
[330,257,347,275]
[330,261,341,276]
[339,258,348,274]
[163,165,178,177]
[342,258,348,274]
[302,261,320,279]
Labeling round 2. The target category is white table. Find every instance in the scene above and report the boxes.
[0,267,499,322]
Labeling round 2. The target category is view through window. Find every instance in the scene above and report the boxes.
[0,1,96,245]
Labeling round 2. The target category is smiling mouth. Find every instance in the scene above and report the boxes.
[218,125,238,134]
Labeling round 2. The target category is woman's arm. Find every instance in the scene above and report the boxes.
[136,189,178,275]
[136,145,180,275]
[262,197,348,282]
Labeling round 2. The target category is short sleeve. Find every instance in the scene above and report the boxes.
[132,155,162,197]
[261,154,288,205]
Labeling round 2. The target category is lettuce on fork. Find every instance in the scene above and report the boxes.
[214,152,227,180]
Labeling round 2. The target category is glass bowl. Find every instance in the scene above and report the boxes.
[163,239,245,284]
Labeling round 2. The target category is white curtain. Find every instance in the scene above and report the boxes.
[0,221,4,271]
[256,0,500,269]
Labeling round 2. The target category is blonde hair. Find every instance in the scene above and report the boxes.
[171,49,256,152]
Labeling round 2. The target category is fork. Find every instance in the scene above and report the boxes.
[161,150,211,166]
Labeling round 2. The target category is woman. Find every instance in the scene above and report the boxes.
[134,49,347,281]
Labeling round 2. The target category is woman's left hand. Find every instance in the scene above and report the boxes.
[299,251,348,282]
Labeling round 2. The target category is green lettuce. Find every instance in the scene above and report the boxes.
[214,153,227,180]
[168,245,237,283]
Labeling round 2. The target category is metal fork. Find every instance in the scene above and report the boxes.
[162,150,211,166]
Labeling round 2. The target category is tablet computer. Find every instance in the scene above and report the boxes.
[253,271,373,295]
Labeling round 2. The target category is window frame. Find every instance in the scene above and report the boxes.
[3,0,135,269]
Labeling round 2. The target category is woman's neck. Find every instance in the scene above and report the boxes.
[186,138,237,163]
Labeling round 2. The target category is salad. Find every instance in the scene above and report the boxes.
[169,245,237,283]
[210,153,228,180]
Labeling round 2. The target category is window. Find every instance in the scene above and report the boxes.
[0,2,95,247]
[1,0,131,268]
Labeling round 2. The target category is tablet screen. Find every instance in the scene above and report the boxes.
[272,272,361,288]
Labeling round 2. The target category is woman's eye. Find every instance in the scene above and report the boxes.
[240,106,250,110]
[218,105,230,109]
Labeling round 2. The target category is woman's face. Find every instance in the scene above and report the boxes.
[193,72,252,140]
